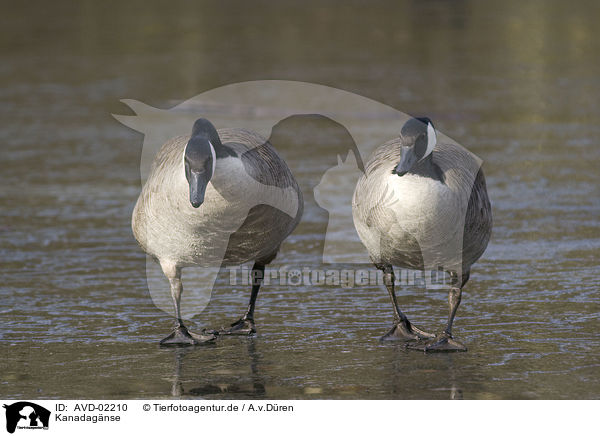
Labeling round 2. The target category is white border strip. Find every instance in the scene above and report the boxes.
[0,400,594,436]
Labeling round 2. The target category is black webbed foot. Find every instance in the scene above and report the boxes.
[160,325,217,346]
[217,317,256,336]
[380,320,435,342]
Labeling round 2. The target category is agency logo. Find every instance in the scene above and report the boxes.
[3,402,50,434]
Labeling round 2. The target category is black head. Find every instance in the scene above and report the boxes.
[184,118,220,208]
[392,117,437,176]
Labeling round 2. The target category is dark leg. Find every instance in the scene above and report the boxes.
[219,262,265,335]
[159,262,217,346]
[409,270,470,352]
[377,263,435,341]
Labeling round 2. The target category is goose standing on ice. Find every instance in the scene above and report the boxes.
[352,117,492,351]
[133,118,303,345]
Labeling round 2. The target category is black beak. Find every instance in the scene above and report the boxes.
[392,146,417,176]
[189,171,208,208]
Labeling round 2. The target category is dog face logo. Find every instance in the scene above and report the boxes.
[3,402,50,434]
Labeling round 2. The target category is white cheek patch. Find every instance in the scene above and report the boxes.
[208,140,216,177]
[425,121,437,158]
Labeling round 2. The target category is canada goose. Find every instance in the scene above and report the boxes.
[133,118,303,345]
[352,117,492,351]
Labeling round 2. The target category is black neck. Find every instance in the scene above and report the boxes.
[409,153,445,183]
